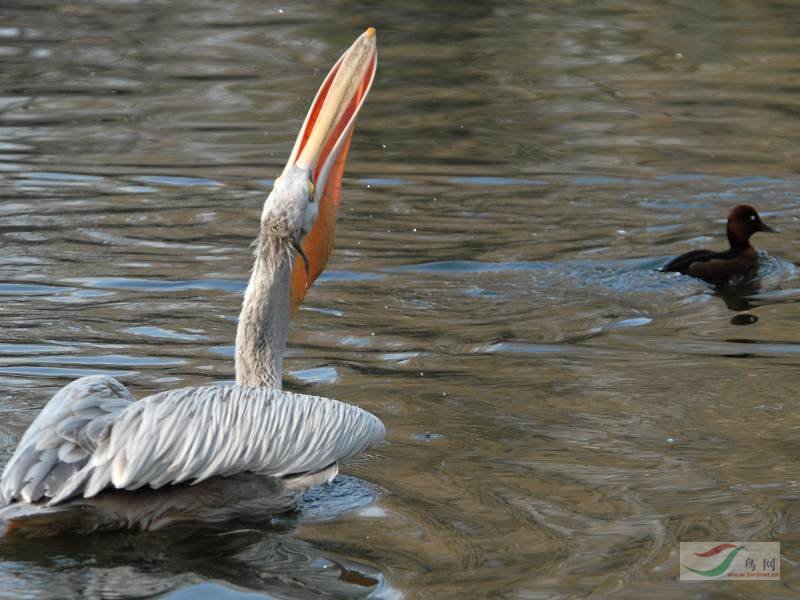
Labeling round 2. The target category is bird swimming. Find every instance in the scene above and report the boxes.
[661,204,778,285]
[0,29,383,536]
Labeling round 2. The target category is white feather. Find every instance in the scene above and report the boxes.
[0,376,383,507]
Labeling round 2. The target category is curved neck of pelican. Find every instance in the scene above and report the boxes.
[234,232,293,388]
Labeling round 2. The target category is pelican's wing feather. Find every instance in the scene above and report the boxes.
[37,384,384,505]
[0,375,135,505]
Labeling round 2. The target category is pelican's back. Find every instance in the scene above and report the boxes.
[0,375,384,531]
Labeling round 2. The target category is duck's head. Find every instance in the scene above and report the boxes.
[727,205,778,248]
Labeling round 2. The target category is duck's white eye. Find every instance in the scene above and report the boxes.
[750,215,756,221]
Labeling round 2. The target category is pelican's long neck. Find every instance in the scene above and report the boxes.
[235,232,293,388]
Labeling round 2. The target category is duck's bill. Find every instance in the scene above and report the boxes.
[758,222,779,233]
[287,28,377,314]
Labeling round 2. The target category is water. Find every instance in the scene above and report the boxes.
[1,1,799,597]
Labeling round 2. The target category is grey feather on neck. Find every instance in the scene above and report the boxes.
[234,230,294,388]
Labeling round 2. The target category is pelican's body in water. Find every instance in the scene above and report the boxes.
[0,29,382,536]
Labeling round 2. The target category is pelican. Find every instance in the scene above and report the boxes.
[0,29,383,535]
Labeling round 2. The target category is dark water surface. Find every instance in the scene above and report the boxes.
[1,1,800,598]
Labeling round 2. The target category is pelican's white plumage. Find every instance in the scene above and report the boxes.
[0,29,382,535]
[0,376,383,507]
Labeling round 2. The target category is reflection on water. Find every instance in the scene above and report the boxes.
[0,510,398,600]
[1,0,800,597]
[0,477,398,599]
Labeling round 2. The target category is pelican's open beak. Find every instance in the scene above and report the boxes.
[286,28,377,314]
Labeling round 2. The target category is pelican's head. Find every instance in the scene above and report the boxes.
[260,163,318,245]
[261,28,376,292]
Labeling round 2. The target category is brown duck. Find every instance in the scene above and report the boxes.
[661,205,778,285]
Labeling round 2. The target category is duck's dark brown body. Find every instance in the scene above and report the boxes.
[661,205,777,285]
[662,246,759,286]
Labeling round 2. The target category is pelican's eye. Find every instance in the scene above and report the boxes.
[307,180,315,202]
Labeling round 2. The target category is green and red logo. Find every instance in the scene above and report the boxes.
[682,544,745,578]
